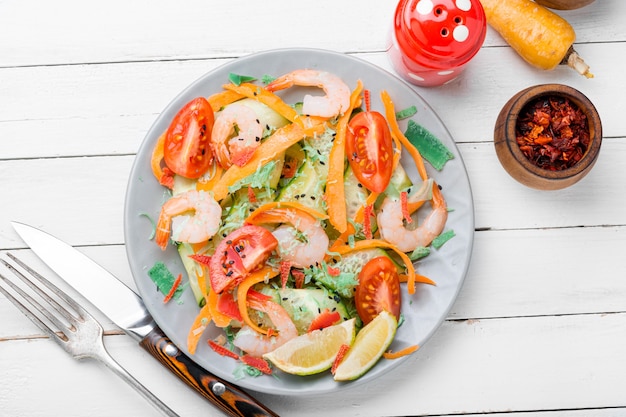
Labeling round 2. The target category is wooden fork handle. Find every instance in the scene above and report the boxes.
[139,327,279,417]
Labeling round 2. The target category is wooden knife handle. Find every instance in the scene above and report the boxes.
[140,327,279,417]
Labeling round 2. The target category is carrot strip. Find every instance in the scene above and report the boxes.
[381,90,428,181]
[383,344,419,359]
[187,304,211,355]
[236,266,279,336]
[207,89,244,112]
[211,123,324,202]
[223,82,303,126]
[163,273,182,303]
[399,273,436,286]
[331,239,420,294]
[325,80,364,234]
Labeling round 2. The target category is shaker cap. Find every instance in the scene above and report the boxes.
[396,0,486,68]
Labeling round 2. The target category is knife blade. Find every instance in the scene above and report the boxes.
[12,221,278,417]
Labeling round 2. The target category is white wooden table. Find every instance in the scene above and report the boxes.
[1,1,625,416]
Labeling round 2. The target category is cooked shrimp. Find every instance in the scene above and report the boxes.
[210,103,263,168]
[266,209,329,269]
[155,189,222,250]
[377,183,448,253]
[233,298,298,357]
[266,69,350,118]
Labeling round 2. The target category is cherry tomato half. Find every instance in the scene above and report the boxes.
[346,111,394,193]
[355,256,401,325]
[209,225,278,294]
[164,97,214,179]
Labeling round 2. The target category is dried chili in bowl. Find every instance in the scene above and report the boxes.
[515,96,590,171]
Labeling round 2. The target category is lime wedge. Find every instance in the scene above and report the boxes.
[263,318,356,376]
[333,310,397,381]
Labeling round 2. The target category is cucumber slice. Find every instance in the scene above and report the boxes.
[388,162,413,193]
[321,248,403,298]
[343,165,369,221]
[251,286,352,335]
[276,156,326,213]
[178,243,205,306]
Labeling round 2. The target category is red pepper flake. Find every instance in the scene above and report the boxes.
[189,254,211,266]
[516,96,590,171]
[327,265,340,277]
[280,261,292,289]
[400,191,412,224]
[240,355,272,374]
[247,185,257,203]
[163,273,182,303]
[331,344,351,375]
[208,340,239,359]
[364,89,371,112]
[291,269,305,289]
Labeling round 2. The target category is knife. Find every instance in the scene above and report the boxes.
[11,221,278,417]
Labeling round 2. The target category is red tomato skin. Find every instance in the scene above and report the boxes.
[164,97,215,179]
[346,111,394,193]
[209,225,278,294]
[355,256,401,325]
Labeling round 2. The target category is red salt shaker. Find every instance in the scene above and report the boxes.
[388,0,487,87]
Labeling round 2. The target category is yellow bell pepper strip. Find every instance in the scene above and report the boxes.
[330,239,428,295]
[325,80,364,234]
[187,303,211,355]
[207,286,233,328]
[222,82,303,126]
[246,201,329,224]
[211,123,324,202]
[236,266,279,336]
[207,89,245,112]
[150,131,175,189]
[381,90,428,182]
[195,163,223,192]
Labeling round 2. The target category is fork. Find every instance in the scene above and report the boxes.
[0,253,179,417]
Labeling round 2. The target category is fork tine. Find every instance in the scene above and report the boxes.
[4,253,80,322]
[0,254,76,344]
[0,272,68,343]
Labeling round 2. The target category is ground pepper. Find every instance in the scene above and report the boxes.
[516,96,590,171]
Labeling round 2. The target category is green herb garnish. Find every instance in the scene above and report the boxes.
[404,120,454,171]
[228,72,257,86]
[395,105,418,120]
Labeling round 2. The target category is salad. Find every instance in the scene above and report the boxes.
[146,68,455,381]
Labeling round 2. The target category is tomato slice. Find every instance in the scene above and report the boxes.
[345,111,394,193]
[355,256,401,325]
[209,225,278,294]
[164,97,215,179]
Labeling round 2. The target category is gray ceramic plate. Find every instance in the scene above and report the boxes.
[124,48,474,396]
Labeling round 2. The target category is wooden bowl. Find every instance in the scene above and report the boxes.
[494,84,602,190]
[534,0,596,10]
